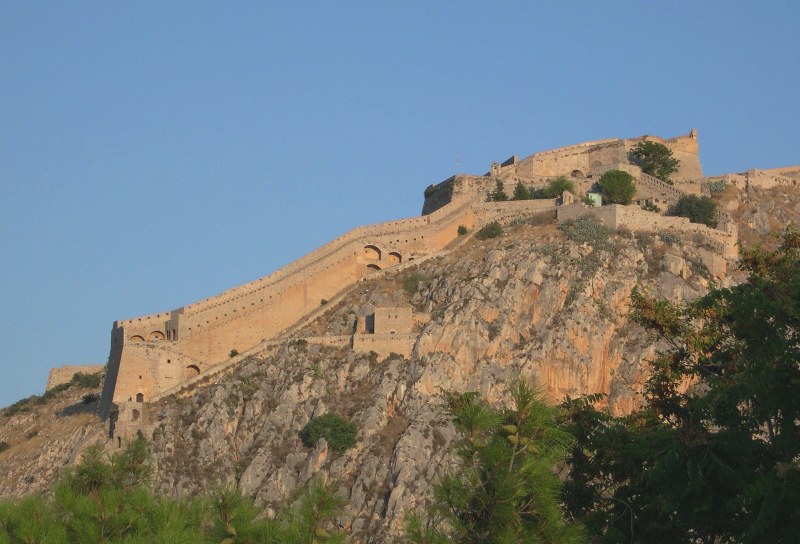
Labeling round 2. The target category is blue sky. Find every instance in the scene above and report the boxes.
[1,2,798,408]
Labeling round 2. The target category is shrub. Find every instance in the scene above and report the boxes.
[0,441,8,453]
[476,221,503,240]
[490,180,508,201]
[629,140,680,183]
[229,349,239,358]
[457,225,468,236]
[82,394,98,405]
[598,169,636,204]
[641,200,661,213]
[707,179,726,193]
[320,298,328,305]
[402,271,426,294]
[424,184,436,198]
[547,175,575,196]
[670,194,718,227]
[300,412,357,453]
[71,372,102,389]
[658,231,682,244]
[26,430,39,439]
[560,216,613,248]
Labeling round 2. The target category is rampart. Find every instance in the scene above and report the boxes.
[100,194,479,419]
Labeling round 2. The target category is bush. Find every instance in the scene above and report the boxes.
[457,225,468,236]
[82,394,98,405]
[26,430,39,439]
[670,194,718,227]
[629,140,680,183]
[71,372,102,389]
[402,271,426,294]
[560,216,613,248]
[547,175,575,196]
[476,221,503,240]
[707,179,726,194]
[658,231,682,244]
[641,200,661,213]
[229,349,239,358]
[424,184,436,198]
[0,441,8,453]
[300,412,357,453]
[598,169,636,204]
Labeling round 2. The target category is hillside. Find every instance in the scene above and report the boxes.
[1,172,799,542]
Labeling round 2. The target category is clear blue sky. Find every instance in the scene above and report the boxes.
[1,2,798,408]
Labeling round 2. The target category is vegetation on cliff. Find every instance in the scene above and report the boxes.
[563,228,800,543]
[407,381,586,544]
[0,436,346,543]
[670,194,719,228]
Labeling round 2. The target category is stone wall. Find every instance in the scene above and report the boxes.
[46,365,105,391]
[101,194,478,418]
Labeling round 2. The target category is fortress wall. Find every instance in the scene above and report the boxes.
[475,199,558,224]
[514,140,628,178]
[46,365,105,391]
[352,333,416,359]
[305,336,351,349]
[114,196,475,344]
[746,169,800,189]
[103,196,480,413]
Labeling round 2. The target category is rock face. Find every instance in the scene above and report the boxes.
[1,181,798,544]
[142,221,727,542]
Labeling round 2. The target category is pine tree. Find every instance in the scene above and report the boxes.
[408,381,586,544]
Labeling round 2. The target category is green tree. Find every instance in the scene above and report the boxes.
[670,194,718,227]
[407,381,586,544]
[490,180,508,201]
[629,140,680,183]
[597,170,636,205]
[547,176,575,197]
[563,229,800,543]
[512,181,531,201]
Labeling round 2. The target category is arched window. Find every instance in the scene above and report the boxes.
[135,393,144,403]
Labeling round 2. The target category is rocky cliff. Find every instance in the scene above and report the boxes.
[1,180,799,543]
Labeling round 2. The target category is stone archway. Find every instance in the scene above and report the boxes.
[570,169,584,178]
[150,331,165,342]
[186,365,200,377]
[367,264,382,272]
[129,335,145,343]
[387,252,402,264]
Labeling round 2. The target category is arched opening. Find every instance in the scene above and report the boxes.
[129,335,145,343]
[150,331,165,342]
[131,409,140,422]
[387,252,402,264]
[186,365,200,377]
[135,393,144,403]
[363,245,381,261]
[367,264,382,272]
[570,169,584,178]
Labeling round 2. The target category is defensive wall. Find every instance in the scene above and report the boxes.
[557,202,739,263]
[489,130,702,182]
[100,194,479,420]
[46,364,105,391]
[101,129,776,440]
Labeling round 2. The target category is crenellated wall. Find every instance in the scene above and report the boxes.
[101,195,478,419]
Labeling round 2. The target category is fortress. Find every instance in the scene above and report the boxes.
[96,130,799,440]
